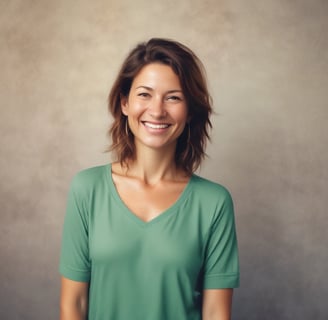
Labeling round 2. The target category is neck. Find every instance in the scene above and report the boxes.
[123,144,186,185]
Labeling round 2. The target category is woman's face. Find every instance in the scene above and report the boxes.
[121,63,188,153]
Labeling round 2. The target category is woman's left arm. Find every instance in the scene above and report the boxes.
[202,288,233,320]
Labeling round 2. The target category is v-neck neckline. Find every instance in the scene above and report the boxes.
[105,163,194,227]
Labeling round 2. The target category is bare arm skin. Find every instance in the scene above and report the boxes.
[202,289,233,320]
[60,277,89,320]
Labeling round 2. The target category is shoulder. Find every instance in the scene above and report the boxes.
[190,175,236,229]
[191,174,233,204]
[69,164,109,195]
[72,164,108,183]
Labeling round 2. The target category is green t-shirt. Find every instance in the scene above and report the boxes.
[59,164,239,319]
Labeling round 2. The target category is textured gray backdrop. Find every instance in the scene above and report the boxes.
[1,0,327,319]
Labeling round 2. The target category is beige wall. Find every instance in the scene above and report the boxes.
[1,0,327,319]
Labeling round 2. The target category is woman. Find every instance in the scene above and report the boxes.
[59,38,239,320]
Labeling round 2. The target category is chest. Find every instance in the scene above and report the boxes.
[88,195,205,275]
[112,176,188,223]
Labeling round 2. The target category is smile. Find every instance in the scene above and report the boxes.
[142,122,171,129]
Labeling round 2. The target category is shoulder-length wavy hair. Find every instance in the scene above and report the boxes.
[108,38,212,175]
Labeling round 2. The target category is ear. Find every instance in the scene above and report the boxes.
[121,94,129,116]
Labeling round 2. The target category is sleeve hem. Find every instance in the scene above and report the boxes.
[203,273,240,289]
[59,264,91,282]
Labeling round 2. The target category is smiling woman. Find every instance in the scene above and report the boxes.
[121,63,188,153]
[59,38,240,320]
[108,38,213,175]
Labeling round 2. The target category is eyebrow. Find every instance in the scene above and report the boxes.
[135,86,183,94]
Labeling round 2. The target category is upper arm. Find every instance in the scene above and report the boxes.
[202,288,233,320]
[60,276,89,320]
[203,188,240,289]
[59,175,91,282]
[201,189,238,319]
[59,175,91,319]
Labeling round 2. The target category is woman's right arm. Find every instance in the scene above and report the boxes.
[60,277,89,320]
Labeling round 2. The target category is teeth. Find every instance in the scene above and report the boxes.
[144,122,170,129]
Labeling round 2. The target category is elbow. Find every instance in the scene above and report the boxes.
[60,296,88,320]
[202,311,231,320]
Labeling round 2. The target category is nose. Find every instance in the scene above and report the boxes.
[149,96,166,119]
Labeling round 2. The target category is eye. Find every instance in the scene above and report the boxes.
[167,95,182,101]
[137,92,150,98]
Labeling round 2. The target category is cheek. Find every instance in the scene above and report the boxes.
[122,103,133,117]
[174,106,188,122]
[127,99,147,116]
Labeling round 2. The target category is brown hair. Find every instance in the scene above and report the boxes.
[108,38,212,174]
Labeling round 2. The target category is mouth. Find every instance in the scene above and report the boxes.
[142,121,171,129]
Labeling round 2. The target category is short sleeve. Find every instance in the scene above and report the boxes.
[59,175,91,282]
[203,189,240,289]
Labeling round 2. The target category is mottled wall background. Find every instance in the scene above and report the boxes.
[1,0,327,319]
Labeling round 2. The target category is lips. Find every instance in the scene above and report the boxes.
[142,121,171,129]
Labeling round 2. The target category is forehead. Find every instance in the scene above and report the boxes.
[131,63,182,89]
